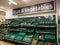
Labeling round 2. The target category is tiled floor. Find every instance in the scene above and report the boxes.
[0,41,15,45]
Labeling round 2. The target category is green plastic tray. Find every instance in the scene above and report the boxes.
[34,34,39,39]
[23,37,32,43]
[54,42,57,45]
[9,21,19,25]
[18,32,26,36]
[45,35,55,39]
[14,35,24,41]
[20,28,27,30]
[9,32,18,40]
[9,35,16,40]
[4,33,14,39]
[44,29,55,32]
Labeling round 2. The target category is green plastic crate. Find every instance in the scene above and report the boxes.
[45,35,55,39]
[34,34,39,39]
[19,28,27,31]
[4,33,14,39]
[18,32,26,36]
[14,35,24,41]
[23,37,32,43]
[22,34,33,43]
[9,21,19,26]
[9,35,16,40]
[9,33,18,40]
[8,32,18,39]
[54,42,58,45]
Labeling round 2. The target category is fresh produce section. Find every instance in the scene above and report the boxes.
[3,15,58,45]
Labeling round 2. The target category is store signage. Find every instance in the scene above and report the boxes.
[13,1,55,15]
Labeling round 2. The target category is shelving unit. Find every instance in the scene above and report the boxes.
[58,18,60,44]
[3,15,58,45]
[0,20,8,40]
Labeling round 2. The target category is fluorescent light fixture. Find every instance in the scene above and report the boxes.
[0,6,6,12]
[0,9,5,12]
[22,0,28,2]
[8,0,17,5]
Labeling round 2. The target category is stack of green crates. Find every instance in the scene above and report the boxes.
[23,34,33,43]
[34,34,39,39]
[9,21,19,26]
[28,29,34,32]
[19,28,27,31]
[14,32,26,41]
[38,16,45,25]
[4,32,14,39]
[9,32,18,40]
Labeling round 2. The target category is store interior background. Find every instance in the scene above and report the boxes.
[0,0,60,45]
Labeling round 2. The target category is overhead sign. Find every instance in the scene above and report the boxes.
[13,1,55,15]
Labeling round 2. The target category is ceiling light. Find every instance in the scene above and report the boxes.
[8,0,17,5]
[22,0,28,2]
[0,6,5,12]
[0,9,5,12]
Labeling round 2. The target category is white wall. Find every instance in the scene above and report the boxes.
[56,0,60,16]
[6,9,18,19]
[6,9,56,19]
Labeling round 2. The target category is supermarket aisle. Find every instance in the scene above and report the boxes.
[0,41,15,45]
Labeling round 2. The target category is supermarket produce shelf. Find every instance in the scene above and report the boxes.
[20,25,56,28]
[8,25,19,28]
[9,30,34,33]
[3,38,30,45]
[36,32,55,35]
[44,39,56,42]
